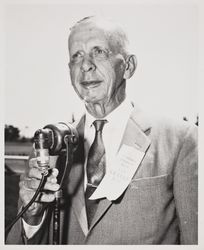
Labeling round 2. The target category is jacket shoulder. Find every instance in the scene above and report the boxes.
[144,114,198,153]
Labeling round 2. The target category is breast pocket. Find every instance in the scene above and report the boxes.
[129,174,172,190]
[126,174,173,212]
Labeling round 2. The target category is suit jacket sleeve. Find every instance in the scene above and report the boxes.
[173,124,198,244]
[6,206,52,244]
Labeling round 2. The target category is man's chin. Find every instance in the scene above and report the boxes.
[82,95,105,104]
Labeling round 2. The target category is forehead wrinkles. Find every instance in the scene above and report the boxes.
[69,22,127,56]
[69,29,109,52]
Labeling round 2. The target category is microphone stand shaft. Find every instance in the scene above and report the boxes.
[53,189,62,245]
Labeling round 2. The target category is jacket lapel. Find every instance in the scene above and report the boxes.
[66,115,89,235]
[119,106,151,153]
[88,197,112,232]
[88,107,152,230]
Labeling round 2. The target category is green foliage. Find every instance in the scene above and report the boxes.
[5,125,33,142]
[5,125,20,142]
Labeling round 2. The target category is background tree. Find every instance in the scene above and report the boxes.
[5,125,20,141]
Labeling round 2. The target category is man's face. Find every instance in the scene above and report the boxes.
[68,22,126,106]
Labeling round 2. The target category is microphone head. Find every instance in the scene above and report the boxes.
[43,122,79,155]
[33,128,52,171]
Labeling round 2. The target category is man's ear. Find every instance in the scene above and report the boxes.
[124,55,137,79]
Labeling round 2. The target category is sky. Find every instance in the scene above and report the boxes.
[4,0,200,137]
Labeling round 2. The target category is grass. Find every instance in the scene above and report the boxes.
[5,141,33,155]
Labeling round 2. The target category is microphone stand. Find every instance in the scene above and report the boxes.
[53,189,62,244]
[52,134,74,245]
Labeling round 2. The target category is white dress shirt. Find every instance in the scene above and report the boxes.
[23,98,134,238]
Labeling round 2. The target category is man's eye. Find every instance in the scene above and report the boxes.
[94,48,105,55]
[92,48,108,59]
[71,52,83,62]
[96,49,105,54]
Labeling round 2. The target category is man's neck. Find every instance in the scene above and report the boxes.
[85,83,126,118]
[85,95,126,118]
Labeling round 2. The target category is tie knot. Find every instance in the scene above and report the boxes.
[93,120,107,132]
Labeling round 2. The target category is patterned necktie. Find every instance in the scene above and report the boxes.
[85,119,107,227]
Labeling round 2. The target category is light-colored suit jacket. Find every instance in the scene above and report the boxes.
[6,107,198,244]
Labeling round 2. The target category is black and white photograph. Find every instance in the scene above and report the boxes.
[3,0,202,246]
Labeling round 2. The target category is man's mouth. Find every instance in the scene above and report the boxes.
[80,80,102,88]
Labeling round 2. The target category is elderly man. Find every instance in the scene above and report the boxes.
[6,16,198,244]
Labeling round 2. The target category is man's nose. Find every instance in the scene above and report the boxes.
[80,56,96,73]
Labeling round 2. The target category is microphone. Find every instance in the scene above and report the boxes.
[34,122,78,174]
[5,122,79,240]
